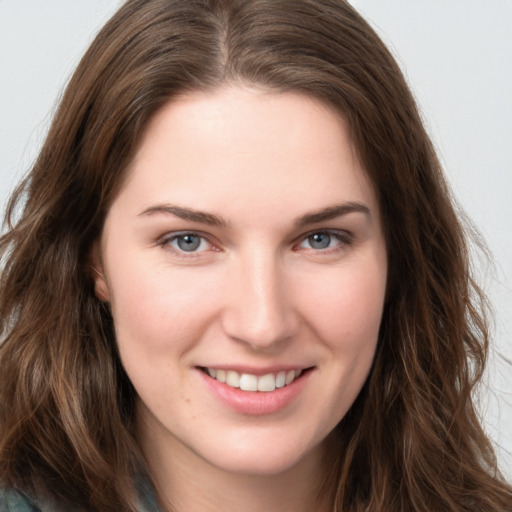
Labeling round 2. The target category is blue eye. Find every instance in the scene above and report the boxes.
[307,232,332,249]
[299,231,348,251]
[166,233,209,253]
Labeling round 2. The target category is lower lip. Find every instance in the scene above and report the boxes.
[198,369,312,415]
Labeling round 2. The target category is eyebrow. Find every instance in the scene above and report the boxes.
[138,204,229,227]
[294,202,371,226]
[138,201,371,227]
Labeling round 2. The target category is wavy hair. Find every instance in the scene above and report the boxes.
[1,0,511,510]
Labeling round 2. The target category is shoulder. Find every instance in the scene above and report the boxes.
[0,477,162,512]
[137,476,163,512]
[0,485,69,512]
[0,487,41,512]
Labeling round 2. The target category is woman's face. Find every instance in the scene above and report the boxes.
[94,87,387,476]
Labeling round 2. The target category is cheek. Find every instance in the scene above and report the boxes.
[107,267,219,409]
[297,261,386,349]
[107,262,221,359]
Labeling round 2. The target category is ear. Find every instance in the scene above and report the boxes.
[89,241,111,302]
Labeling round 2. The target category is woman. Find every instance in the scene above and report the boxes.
[0,0,511,510]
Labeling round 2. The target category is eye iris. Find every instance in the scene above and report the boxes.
[177,234,201,251]
[309,232,331,249]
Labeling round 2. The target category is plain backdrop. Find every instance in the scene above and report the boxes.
[1,0,511,480]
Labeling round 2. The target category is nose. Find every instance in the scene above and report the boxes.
[221,251,299,351]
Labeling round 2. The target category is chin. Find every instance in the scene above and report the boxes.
[196,430,325,478]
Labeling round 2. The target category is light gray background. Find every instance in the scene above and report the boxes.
[1,0,511,480]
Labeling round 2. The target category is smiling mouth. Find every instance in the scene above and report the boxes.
[200,367,311,392]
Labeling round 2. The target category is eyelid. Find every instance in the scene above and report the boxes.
[156,228,353,256]
[294,229,353,251]
[158,230,219,254]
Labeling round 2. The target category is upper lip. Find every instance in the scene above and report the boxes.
[197,365,314,376]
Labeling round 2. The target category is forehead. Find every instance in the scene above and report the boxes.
[115,86,378,222]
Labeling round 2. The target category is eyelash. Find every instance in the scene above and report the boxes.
[295,230,353,253]
[158,229,353,256]
[158,231,216,256]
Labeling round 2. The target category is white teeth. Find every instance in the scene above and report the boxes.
[206,368,304,392]
[239,374,258,391]
[226,370,240,387]
[257,373,276,392]
[275,371,286,388]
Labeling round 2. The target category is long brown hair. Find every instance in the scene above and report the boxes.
[1,0,511,510]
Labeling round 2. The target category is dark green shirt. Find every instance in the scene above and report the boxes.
[0,478,162,511]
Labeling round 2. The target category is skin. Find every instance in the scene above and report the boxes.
[93,86,388,512]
